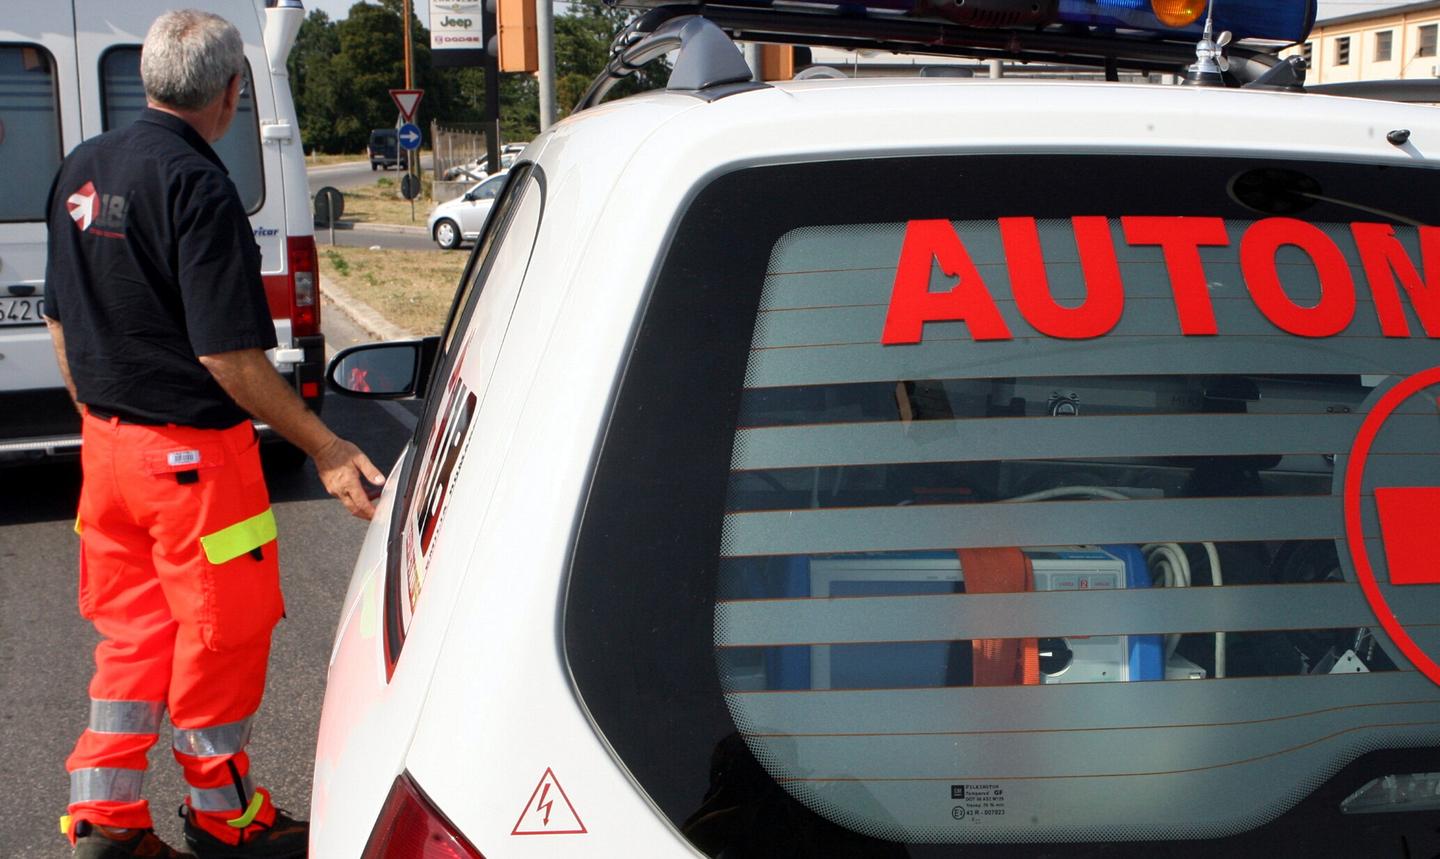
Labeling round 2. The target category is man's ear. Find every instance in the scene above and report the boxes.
[222,73,242,112]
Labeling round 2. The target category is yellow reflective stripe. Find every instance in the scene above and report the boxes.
[59,814,72,836]
[199,509,277,565]
[74,517,83,536]
[227,791,265,828]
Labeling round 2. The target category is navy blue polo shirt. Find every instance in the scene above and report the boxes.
[44,108,277,429]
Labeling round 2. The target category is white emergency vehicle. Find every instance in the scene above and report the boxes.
[0,0,323,463]
[315,1,1440,856]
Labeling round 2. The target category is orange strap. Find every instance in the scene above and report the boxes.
[958,548,1039,687]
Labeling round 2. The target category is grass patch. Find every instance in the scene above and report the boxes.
[338,177,436,228]
[306,152,366,167]
[318,245,467,335]
[322,248,350,276]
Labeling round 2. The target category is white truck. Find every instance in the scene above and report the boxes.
[0,0,323,463]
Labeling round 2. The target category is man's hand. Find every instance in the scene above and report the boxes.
[313,436,387,520]
[199,347,386,519]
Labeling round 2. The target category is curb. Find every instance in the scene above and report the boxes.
[344,221,429,236]
[321,280,412,342]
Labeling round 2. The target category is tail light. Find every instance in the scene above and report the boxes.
[361,774,485,859]
[289,235,320,337]
[261,235,321,337]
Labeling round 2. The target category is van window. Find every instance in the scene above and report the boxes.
[567,155,1440,856]
[0,45,63,223]
[100,48,263,213]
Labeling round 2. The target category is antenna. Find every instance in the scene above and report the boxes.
[1184,0,1231,86]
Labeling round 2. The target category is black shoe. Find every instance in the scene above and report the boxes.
[180,806,308,859]
[73,823,195,859]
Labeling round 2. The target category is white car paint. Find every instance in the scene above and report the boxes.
[312,76,1440,857]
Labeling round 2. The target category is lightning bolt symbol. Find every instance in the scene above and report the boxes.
[536,782,554,826]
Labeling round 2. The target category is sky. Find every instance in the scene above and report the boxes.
[303,0,1421,27]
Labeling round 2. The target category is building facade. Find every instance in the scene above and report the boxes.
[1288,1,1440,84]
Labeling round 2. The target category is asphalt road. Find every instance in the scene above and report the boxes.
[305,156,433,195]
[0,320,421,855]
[319,221,436,253]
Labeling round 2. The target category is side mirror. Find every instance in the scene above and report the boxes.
[327,337,440,400]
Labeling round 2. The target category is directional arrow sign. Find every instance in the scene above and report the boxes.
[390,88,424,122]
[398,122,422,151]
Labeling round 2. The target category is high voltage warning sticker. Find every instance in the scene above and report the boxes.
[512,768,587,836]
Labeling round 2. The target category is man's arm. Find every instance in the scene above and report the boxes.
[199,348,385,519]
[44,318,82,415]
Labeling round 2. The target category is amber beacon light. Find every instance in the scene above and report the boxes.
[1150,0,1205,27]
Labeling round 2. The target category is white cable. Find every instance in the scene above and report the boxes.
[1143,543,1190,660]
[1009,486,1132,502]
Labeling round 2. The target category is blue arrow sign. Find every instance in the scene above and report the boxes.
[398,122,422,150]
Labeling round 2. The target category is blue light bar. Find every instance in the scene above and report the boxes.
[1056,0,1316,43]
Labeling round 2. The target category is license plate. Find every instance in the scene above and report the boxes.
[0,296,45,326]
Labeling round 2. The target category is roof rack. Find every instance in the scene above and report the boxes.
[574,2,1301,112]
[576,14,764,111]
[1306,79,1440,104]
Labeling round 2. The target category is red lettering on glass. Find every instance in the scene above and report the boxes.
[1000,216,1124,339]
[881,219,1012,344]
[1352,223,1440,338]
[1240,218,1355,337]
[1122,216,1230,335]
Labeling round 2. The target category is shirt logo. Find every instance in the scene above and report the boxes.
[67,182,100,232]
[67,181,128,238]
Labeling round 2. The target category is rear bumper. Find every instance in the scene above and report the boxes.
[0,335,326,463]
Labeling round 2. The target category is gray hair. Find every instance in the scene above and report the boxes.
[140,10,245,110]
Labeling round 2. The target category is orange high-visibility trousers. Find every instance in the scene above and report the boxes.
[66,411,286,837]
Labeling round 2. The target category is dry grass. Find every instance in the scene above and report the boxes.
[338,176,437,228]
[305,152,366,167]
[318,245,466,335]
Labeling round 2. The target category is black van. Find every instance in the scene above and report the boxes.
[368,128,401,171]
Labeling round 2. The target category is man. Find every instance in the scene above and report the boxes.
[43,10,384,858]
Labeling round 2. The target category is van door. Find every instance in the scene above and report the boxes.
[0,4,79,394]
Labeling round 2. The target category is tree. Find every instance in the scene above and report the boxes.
[554,1,669,118]
[287,0,666,151]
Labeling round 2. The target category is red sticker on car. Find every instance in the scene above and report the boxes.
[881,218,1440,344]
[1343,367,1440,688]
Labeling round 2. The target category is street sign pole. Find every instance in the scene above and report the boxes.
[403,0,414,90]
[482,0,500,179]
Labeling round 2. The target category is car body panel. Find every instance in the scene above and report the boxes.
[313,78,1440,855]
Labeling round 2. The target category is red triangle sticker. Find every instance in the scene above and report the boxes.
[511,768,587,836]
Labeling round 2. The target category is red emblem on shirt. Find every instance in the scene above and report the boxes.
[67,182,100,232]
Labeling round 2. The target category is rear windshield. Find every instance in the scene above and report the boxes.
[0,44,63,222]
[567,154,1440,856]
[101,48,264,213]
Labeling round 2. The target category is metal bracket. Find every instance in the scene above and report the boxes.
[575,15,760,113]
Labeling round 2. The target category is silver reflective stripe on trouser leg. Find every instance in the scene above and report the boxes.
[70,768,145,804]
[89,699,164,735]
[189,774,255,812]
[172,718,253,758]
